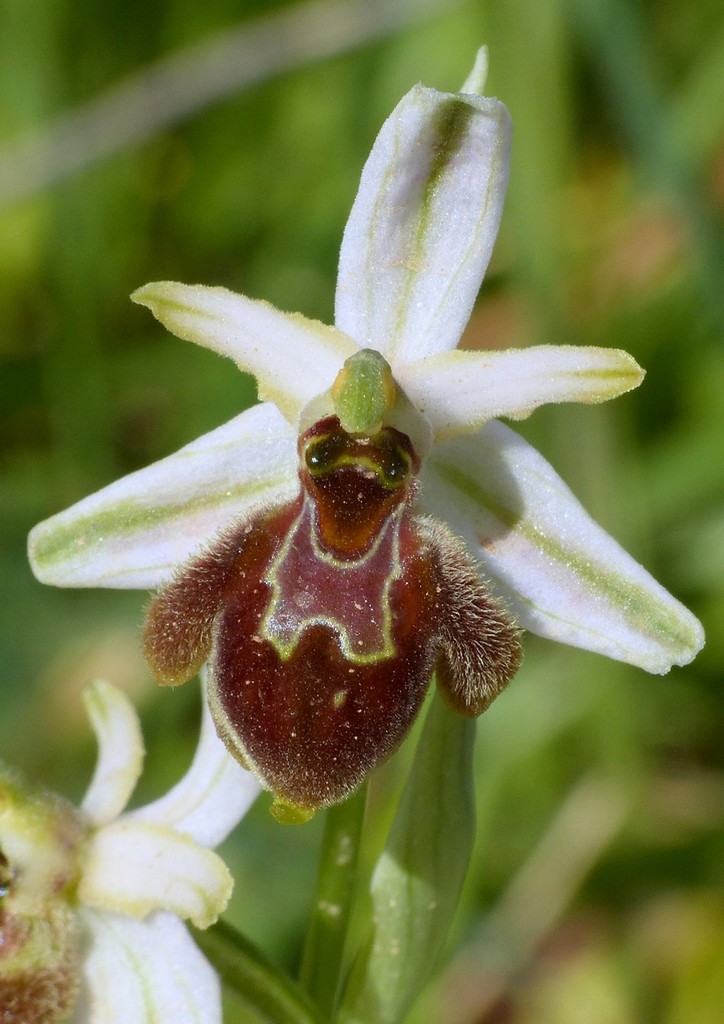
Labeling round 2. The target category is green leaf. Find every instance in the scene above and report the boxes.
[337,696,476,1024]
[193,919,324,1024]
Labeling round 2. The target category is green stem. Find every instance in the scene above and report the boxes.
[337,697,477,1024]
[298,783,368,1016]
[194,918,324,1024]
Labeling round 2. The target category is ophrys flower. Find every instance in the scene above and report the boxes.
[28,50,704,820]
[0,679,259,1022]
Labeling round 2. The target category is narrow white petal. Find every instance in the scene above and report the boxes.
[130,672,260,848]
[74,909,220,1024]
[80,681,144,828]
[335,82,511,363]
[79,820,233,928]
[133,281,358,423]
[398,346,645,437]
[422,422,704,673]
[28,402,298,589]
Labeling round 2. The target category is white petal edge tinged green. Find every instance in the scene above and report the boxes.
[132,282,358,424]
[397,346,645,438]
[79,819,233,929]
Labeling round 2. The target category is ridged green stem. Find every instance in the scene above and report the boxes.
[298,784,368,1017]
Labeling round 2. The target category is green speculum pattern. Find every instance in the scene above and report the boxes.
[206,417,440,813]
[261,422,416,664]
[144,414,522,816]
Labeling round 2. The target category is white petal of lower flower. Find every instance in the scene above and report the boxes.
[130,672,260,848]
[80,681,144,828]
[421,422,704,673]
[133,281,357,423]
[398,346,645,438]
[335,83,511,364]
[79,820,233,928]
[28,402,298,589]
[74,909,220,1024]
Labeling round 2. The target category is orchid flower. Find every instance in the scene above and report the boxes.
[0,678,259,1023]
[28,50,703,819]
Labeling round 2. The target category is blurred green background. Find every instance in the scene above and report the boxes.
[1,0,722,1020]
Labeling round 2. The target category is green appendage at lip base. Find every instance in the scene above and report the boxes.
[260,493,404,664]
[332,348,396,436]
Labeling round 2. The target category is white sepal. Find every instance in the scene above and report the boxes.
[335,82,511,364]
[28,402,298,589]
[421,421,704,673]
[129,669,260,848]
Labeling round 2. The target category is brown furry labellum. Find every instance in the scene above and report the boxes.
[144,416,521,822]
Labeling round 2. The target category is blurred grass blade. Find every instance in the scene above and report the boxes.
[0,0,462,209]
[338,696,475,1024]
[570,0,724,327]
[194,919,324,1024]
[672,20,724,164]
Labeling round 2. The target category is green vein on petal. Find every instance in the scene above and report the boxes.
[335,82,511,363]
[29,403,298,588]
[30,471,292,575]
[389,98,475,348]
[432,458,704,667]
